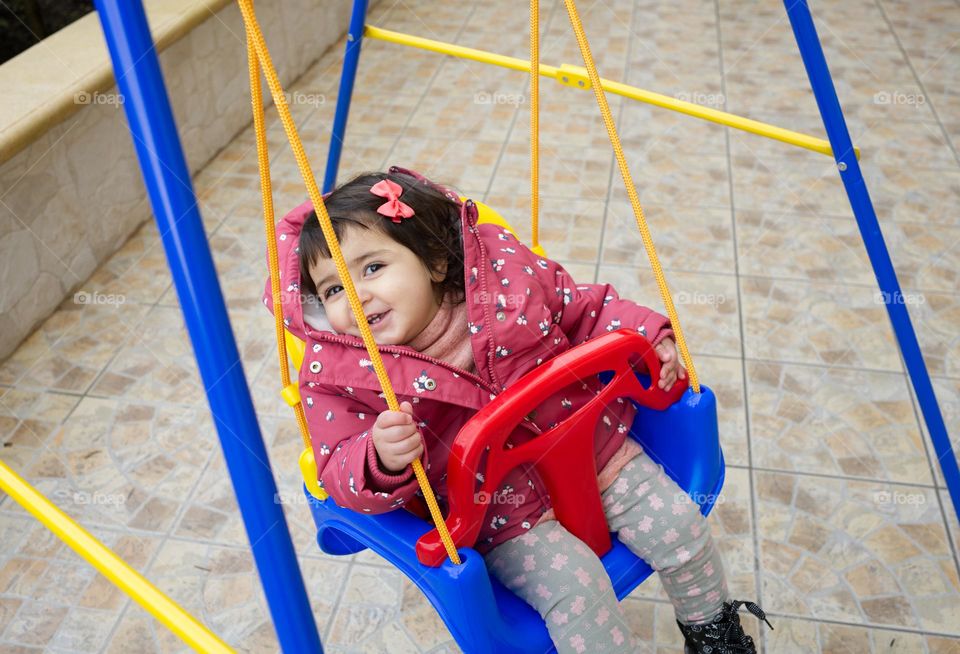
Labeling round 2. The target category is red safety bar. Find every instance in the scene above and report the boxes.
[416,330,688,567]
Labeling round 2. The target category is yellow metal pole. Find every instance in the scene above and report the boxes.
[0,461,235,654]
[364,25,859,160]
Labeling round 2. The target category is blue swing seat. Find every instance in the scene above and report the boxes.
[306,380,724,654]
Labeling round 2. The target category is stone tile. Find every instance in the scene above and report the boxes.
[409,75,521,146]
[755,470,959,633]
[19,396,214,535]
[604,201,735,275]
[905,290,960,379]
[481,194,606,264]
[852,119,958,170]
[0,597,22,640]
[388,138,501,196]
[102,612,164,654]
[140,537,347,651]
[765,613,960,652]
[0,388,79,475]
[0,300,150,392]
[740,276,903,372]
[84,220,172,307]
[736,209,872,284]
[346,90,424,139]
[175,414,325,555]
[613,152,731,211]
[729,135,855,219]
[619,102,729,160]
[939,488,960,574]
[326,563,423,652]
[695,355,750,468]
[598,265,742,359]
[739,207,960,293]
[398,578,458,652]
[48,606,118,652]
[1,600,68,648]
[89,303,267,405]
[490,141,614,202]
[865,163,960,226]
[917,377,960,488]
[746,361,931,484]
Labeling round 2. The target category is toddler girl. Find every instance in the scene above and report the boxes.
[266,167,771,653]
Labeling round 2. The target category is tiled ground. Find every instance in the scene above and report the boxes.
[2,0,959,652]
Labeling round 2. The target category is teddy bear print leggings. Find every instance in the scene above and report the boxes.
[485,452,729,654]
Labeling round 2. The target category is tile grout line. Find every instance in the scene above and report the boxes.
[869,0,960,590]
[481,2,565,205]
[872,0,960,169]
[380,6,481,172]
[898,357,960,580]
[712,2,766,646]
[97,445,221,654]
[592,0,636,287]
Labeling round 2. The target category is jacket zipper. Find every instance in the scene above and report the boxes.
[463,200,507,392]
[313,332,500,397]
[312,327,544,436]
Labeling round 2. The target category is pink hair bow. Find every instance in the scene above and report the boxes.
[370,179,415,223]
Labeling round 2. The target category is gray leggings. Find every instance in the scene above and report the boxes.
[485,451,728,654]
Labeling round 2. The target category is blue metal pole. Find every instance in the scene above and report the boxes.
[323,0,369,193]
[784,0,960,522]
[93,2,323,651]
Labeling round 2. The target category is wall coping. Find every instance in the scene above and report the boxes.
[0,0,233,166]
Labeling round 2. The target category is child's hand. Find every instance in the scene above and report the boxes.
[372,401,424,473]
[654,338,687,391]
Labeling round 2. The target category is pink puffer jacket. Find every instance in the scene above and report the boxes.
[264,169,673,552]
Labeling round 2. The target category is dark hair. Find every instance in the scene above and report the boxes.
[298,171,465,306]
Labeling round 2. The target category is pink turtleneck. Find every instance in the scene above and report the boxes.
[405,295,476,373]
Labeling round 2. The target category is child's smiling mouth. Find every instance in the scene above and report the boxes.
[366,310,390,329]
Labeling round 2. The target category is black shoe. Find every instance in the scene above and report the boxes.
[676,600,773,653]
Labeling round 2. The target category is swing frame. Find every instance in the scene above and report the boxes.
[0,1,953,653]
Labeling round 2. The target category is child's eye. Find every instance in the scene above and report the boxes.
[323,285,343,300]
[364,262,385,275]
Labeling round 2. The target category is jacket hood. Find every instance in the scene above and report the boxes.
[263,167,470,343]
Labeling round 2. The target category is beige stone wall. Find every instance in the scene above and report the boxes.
[0,0,359,360]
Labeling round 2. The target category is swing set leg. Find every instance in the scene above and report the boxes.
[785,0,960,524]
[323,0,369,193]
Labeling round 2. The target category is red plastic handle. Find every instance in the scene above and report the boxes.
[416,330,687,566]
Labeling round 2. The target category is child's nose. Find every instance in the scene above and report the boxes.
[356,284,373,305]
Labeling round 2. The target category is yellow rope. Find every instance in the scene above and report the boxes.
[247,28,312,452]
[238,0,461,565]
[530,0,540,251]
[561,0,700,393]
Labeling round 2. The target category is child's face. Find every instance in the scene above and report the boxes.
[307,226,446,345]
